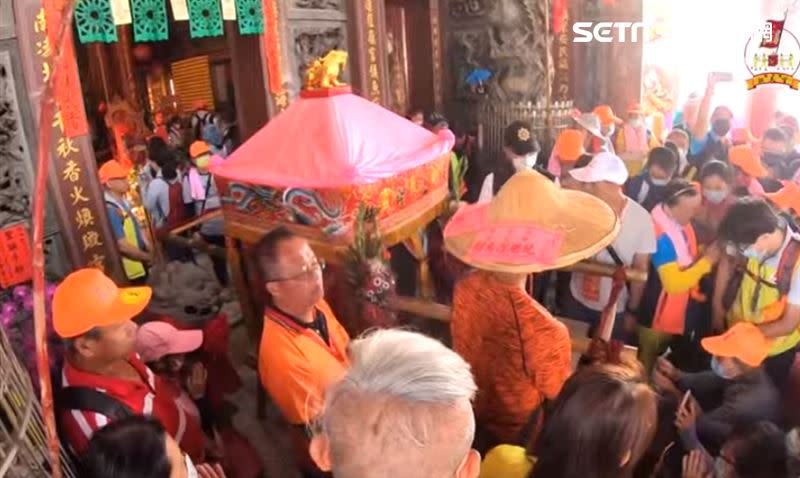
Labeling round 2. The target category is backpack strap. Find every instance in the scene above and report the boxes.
[776,237,800,295]
[606,245,624,267]
[58,386,134,421]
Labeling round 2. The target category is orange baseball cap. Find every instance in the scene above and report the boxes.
[729,145,768,178]
[554,129,585,163]
[190,141,211,159]
[765,181,800,214]
[98,160,129,184]
[593,105,622,126]
[701,322,770,367]
[53,268,152,338]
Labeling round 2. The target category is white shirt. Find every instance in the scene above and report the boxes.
[570,199,657,311]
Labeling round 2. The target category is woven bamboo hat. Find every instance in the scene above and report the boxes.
[444,169,620,273]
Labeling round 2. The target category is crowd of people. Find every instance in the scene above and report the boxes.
[41,71,800,478]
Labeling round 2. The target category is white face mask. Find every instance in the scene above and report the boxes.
[678,148,687,161]
[512,152,538,171]
[606,125,616,137]
[185,454,199,478]
[629,118,643,129]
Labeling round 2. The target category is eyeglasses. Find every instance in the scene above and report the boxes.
[269,258,326,282]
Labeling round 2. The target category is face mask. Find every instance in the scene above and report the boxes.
[762,152,786,167]
[194,155,210,169]
[742,245,764,261]
[678,148,687,161]
[650,177,669,186]
[629,118,643,129]
[185,453,198,478]
[712,118,731,137]
[525,152,539,168]
[703,189,728,204]
[606,125,616,137]
[711,357,734,379]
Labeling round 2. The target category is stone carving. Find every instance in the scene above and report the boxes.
[0,51,31,229]
[447,0,548,102]
[449,0,495,19]
[294,0,340,11]
[293,26,346,90]
[147,256,224,326]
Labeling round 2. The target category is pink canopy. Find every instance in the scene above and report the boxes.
[212,91,455,188]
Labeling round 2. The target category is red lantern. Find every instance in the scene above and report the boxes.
[132,44,152,62]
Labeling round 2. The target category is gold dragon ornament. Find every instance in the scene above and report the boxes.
[304,50,349,90]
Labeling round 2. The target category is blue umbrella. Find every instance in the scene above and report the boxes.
[465,69,492,85]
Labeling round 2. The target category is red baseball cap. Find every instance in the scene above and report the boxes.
[136,321,203,362]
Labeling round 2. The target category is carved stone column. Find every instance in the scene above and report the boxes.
[279,0,353,100]
[442,0,550,107]
[1,0,71,278]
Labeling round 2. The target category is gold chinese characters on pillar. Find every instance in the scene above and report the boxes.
[364,0,381,102]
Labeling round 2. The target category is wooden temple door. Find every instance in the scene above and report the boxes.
[383,0,436,115]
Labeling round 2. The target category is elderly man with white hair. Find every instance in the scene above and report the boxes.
[309,329,481,478]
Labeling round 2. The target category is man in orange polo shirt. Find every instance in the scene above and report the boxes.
[53,268,206,462]
[255,227,350,425]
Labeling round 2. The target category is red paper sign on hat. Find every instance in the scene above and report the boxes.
[0,225,33,288]
[467,224,564,265]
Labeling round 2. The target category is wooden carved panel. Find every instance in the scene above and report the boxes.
[294,0,341,10]
[0,50,32,228]
[448,0,496,19]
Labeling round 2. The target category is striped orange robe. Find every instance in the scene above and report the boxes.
[452,271,572,444]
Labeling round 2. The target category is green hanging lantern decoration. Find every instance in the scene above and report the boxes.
[235,0,264,35]
[188,0,224,38]
[131,0,170,41]
[74,0,118,43]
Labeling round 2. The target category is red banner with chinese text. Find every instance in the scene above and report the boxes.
[0,225,33,288]
[262,0,283,95]
[42,0,89,138]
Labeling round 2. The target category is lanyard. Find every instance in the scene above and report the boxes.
[265,307,345,363]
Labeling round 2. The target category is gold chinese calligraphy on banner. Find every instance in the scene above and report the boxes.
[25,5,123,279]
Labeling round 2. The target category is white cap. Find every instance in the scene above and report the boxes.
[568,152,629,185]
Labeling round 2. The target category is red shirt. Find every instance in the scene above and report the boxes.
[59,354,206,462]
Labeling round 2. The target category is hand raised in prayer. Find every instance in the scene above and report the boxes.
[197,463,227,478]
[186,362,208,399]
[675,395,700,431]
[682,450,712,478]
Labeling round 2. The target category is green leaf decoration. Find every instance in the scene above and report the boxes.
[188,0,224,38]
[75,0,118,43]
[235,0,263,35]
[131,0,169,41]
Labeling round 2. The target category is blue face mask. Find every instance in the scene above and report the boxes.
[703,189,728,204]
[711,357,731,379]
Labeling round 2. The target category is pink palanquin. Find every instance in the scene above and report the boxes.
[211,88,454,255]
